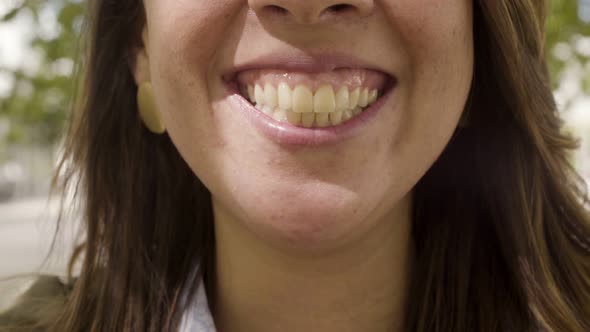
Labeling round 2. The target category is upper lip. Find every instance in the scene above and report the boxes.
[222,51,394,82]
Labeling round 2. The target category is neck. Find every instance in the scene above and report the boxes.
[211,195,414,332]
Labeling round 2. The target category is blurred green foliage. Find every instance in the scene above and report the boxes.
[548,0,590,95]
[0,0,84,145]
[0,0,589,145]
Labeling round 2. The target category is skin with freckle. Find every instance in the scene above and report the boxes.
[133,0,473,253]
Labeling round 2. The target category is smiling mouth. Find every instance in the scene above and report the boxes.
[230,68,395,128]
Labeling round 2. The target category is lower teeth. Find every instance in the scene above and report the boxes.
[254,102,365,127]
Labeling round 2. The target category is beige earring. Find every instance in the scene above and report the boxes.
[137,82,166,134]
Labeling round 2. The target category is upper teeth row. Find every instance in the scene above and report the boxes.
[242,83,380,113]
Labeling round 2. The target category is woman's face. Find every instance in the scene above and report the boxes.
[134,0,473,252]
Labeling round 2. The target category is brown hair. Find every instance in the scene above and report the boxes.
[7,0,590,331]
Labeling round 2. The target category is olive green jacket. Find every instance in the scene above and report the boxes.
[0,275,73,332]
[0,275,216,332]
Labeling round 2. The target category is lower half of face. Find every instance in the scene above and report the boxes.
[145,0,473,253]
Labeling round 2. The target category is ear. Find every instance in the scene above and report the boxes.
[129,25,151,85]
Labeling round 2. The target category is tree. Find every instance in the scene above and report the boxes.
[548,0,590,110]
[0,0,84,145]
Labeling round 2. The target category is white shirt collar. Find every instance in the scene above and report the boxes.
[179,277,217,332]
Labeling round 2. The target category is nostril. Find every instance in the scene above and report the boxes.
[327,4,354,13]
[265,5,289,15]
[257,2,366,23]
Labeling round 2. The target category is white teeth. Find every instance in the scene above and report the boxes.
[255,84,265,105]
[272,109,288,122]
[264,83,278,109]
[315,113,330,127]
[330,111,343,125]
[349,88,360,109]
[292,85,314,113]
[243,83,382,128]
[368,89,378,104]
[342,109,353,121]
[301,112,315,128]
[263,105,274,116]
[313,85,336,113]
[358,88,369,108]
[278,82,292,111]
[335,86,349,112]
[248,85,255,103]
[286,110,301,125]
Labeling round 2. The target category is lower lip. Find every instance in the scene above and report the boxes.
[223,80,396,146]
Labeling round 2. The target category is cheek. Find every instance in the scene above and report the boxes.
[144,1,240,109]
[383,0,473,79]
[147,1,241,66]
[143,2,244,147]
[388,0,474,131]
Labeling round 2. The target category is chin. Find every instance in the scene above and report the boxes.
[228,186,380,252]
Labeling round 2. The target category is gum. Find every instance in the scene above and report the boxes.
[236,68,389,92]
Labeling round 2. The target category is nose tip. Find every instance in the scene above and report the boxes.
[249,0,374,24]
